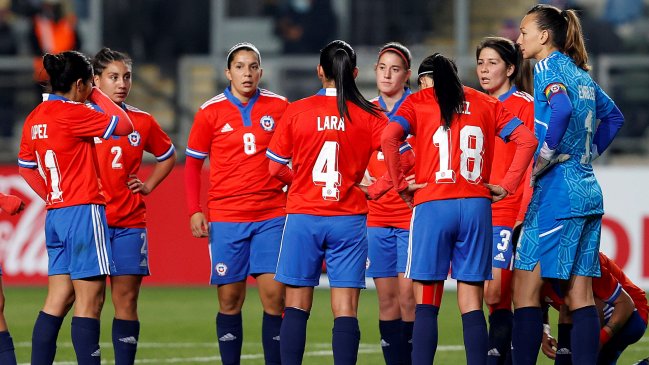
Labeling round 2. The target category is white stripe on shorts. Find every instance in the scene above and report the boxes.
[539,224,564,238]
[404,206,417,278]
[91,205,110,275]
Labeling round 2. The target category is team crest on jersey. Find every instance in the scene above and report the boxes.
[128,131,141,146]
[215,263,228,276]
[260,115,275,131]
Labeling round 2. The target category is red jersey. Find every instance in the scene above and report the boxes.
[18,94,120,209]
[490,88,534,227]
[366,93,413,229]
[392,86,522,205]
[94,104,175,228]
[267,88,387,216]
[186,88,289,222]
[542,253,649,323]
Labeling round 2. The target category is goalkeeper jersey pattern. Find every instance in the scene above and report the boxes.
[533,51,616,219]
[94,103,175,228]
[186,87,289,222]
[18,94,119,209]
[267,88,387,216]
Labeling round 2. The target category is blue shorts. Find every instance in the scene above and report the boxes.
[406,198,492,282]
[492,226,514,270]
[275,214,367,288]
[45,204,114,279]
[366,227,410,278]
[108,227,149,276]
[209,216,285,285]
[514,205,601,279]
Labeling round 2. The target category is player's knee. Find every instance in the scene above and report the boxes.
[377,292,399,314]
[219,293,245,313]
[484,289,502,306]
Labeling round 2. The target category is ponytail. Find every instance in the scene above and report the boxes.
[563,9,589,71]
[320,40,382,121]
[418,53,465,129]
[527,4,590,71]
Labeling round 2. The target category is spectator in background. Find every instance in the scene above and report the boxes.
[274,0,337,54]
[29,0,80,83]
[0,0,17,141]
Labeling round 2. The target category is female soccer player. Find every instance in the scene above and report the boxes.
[266,40,386,365]
[475,36,534,365]
[92,47,176,365]
[364,41,416,365]
[0,193,24,365]
[185,42,288,365]
[18,50,133,365]
[381,53,537,365]
[512,5,625,364]
[540,252,647,365]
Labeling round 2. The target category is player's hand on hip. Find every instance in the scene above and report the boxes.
[485,183,508,203]
[127,174,151,195]
[531,154,571,184]
[357,183,373,200]
[190,212,209,238]
[398,183,427,209]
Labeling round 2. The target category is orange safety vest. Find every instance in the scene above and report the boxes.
[32,15,78,82]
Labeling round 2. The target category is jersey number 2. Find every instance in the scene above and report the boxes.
[312,141,341,201]
[432,125,484,184]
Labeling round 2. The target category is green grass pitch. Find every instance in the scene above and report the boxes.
[4,286,648,364]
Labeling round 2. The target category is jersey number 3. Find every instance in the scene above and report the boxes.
[312,141,341,201]
[433,125,484,184]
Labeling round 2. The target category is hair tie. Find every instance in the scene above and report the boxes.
[378,47,410,69]
[560,9,568,19]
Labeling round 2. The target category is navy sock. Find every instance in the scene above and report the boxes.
[31,311,64,365]
[262,312,282,365]
[280,307,309,365]
[487,309,513,365]
[71,316,101,365]
[462,310,488,365]
[332,316,360,365]
[400,320,414,365]
[216,312,243,365]
[412,304,439,365]
[0,331,16,365]
[570,306,599,364]
[112,318,140,365]
[511,307,543,365]
[379,319,401,365]
[555,323,573,365]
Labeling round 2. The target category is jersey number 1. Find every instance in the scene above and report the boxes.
[432,125,484,184]
[312,141,341,201]
[36,149,64,203]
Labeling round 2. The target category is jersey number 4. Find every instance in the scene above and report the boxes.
[312,141,341,201]
[432,125,484,184]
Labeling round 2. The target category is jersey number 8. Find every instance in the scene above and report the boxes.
[433,125,484,184]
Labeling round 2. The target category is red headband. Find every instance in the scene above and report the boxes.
[378,47,410,69]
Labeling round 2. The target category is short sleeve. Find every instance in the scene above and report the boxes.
[595,83,616,119]
[144,116,175,162]
[390,97,416,137]
[266,110,293,165]
[18,126,37,169]
[65,103,117,139]
[495,102,523,141]
[185,109,214,160]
